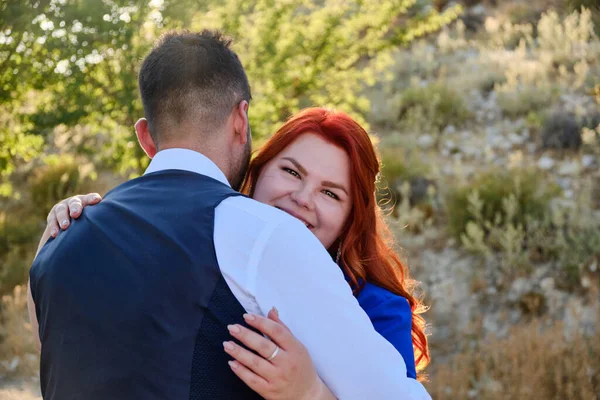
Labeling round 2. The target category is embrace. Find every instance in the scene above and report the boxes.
[28,30,431,399]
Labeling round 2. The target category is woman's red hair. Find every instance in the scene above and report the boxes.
[241,107,430,375]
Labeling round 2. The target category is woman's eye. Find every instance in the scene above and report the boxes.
[282,167,300,178]
[323,190,339,200]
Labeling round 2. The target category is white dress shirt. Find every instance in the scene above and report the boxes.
[145,148,431,400]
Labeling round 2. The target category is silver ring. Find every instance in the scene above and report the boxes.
[266,345,279,361]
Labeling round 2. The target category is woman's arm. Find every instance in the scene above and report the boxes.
[359,289,417,379]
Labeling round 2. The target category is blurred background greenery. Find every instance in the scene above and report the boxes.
[1,0,599,398]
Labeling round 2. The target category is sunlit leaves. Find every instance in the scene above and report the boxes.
[0,0,460,193]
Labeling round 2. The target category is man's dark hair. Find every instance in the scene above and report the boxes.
[139,30,251,143]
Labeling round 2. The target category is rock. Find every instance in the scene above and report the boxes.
[509,309,522,324]
[444,139,456,150]
[463,144,482,159]
[537,156,555,170]
[582,154,596,169]
[483,314,500,334]
[481,376,503,393]
[444,125,456,135]
[417,134,435,149]
[555,177,572,191]
[1,356,20,372]
[471,4,486,16]
[461,130,474,140]
[507,132,525,146]
[540,277,555,292]
[508,278,532,303]
[581,276,592,289]
[564,298,600,337]
[558,160,580,176]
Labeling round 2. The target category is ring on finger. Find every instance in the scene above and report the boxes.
[266,345,279,361]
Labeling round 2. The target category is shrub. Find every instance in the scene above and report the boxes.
[537,8,598,68]
[540,111,600,150]
[396,83,472,133]
[540,111,583,150]
[565,0,600,29]
[496,85,558,118]
[28,155,96,220]
[378,149,437,231]
[380,149,432,183]
[379,150,435,206]
[446,168,560,241]
[446,168,564,274]
[425,318,600,399]
[593,83,600,103]
[0,213,40,296]
[0,285,39,378]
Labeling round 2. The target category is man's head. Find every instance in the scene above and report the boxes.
[135,30,252,190]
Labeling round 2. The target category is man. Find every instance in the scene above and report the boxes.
[28,30,431,399]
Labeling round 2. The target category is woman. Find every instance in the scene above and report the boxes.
[42,107,429,397]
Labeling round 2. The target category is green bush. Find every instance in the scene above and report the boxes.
[0,214,40,295]
[446,168,560,241]
[497,85,559,118]
[380,149,431,184]
[565,0,600,28]
[558,227,600,289]
[29,155,95,220]
[396,83,472,133]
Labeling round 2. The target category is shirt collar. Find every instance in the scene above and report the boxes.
[143,148,231,187]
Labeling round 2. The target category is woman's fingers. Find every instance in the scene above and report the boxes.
[83,192,102,205]
[54,202,71,230]
[46,208,61,239]
[69,193,102,218]
[48,193,103,235]
[228,360,270,395]
[228,323,280,360]
[267,307,290,331]
[242,313,293,350]
[68,197,84,218]
[223,340,276,375]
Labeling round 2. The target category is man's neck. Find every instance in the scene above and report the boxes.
[157,142,232,185]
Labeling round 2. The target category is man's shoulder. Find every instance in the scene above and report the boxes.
[217,196,299,227]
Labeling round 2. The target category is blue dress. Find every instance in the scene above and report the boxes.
[356,282,417,379]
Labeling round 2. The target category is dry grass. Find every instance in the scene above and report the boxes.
[0,285,39,379]
[425,317,600,400]
[0,384,41,400]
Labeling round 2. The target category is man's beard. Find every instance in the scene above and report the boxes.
[230,128,252,191]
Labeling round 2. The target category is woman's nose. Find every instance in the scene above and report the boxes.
[290,185,314,210]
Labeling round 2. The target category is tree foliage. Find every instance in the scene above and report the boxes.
[0,0,460,192]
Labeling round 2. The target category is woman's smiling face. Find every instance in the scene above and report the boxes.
[252,133,353,250]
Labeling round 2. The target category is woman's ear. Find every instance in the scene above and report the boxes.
[135,118,157,158]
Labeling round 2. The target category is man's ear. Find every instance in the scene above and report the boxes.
[135,118,157,158]
[233,100,250,146]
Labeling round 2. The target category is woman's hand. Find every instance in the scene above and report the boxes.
[224,308,336,400]
[36,193,103,256]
